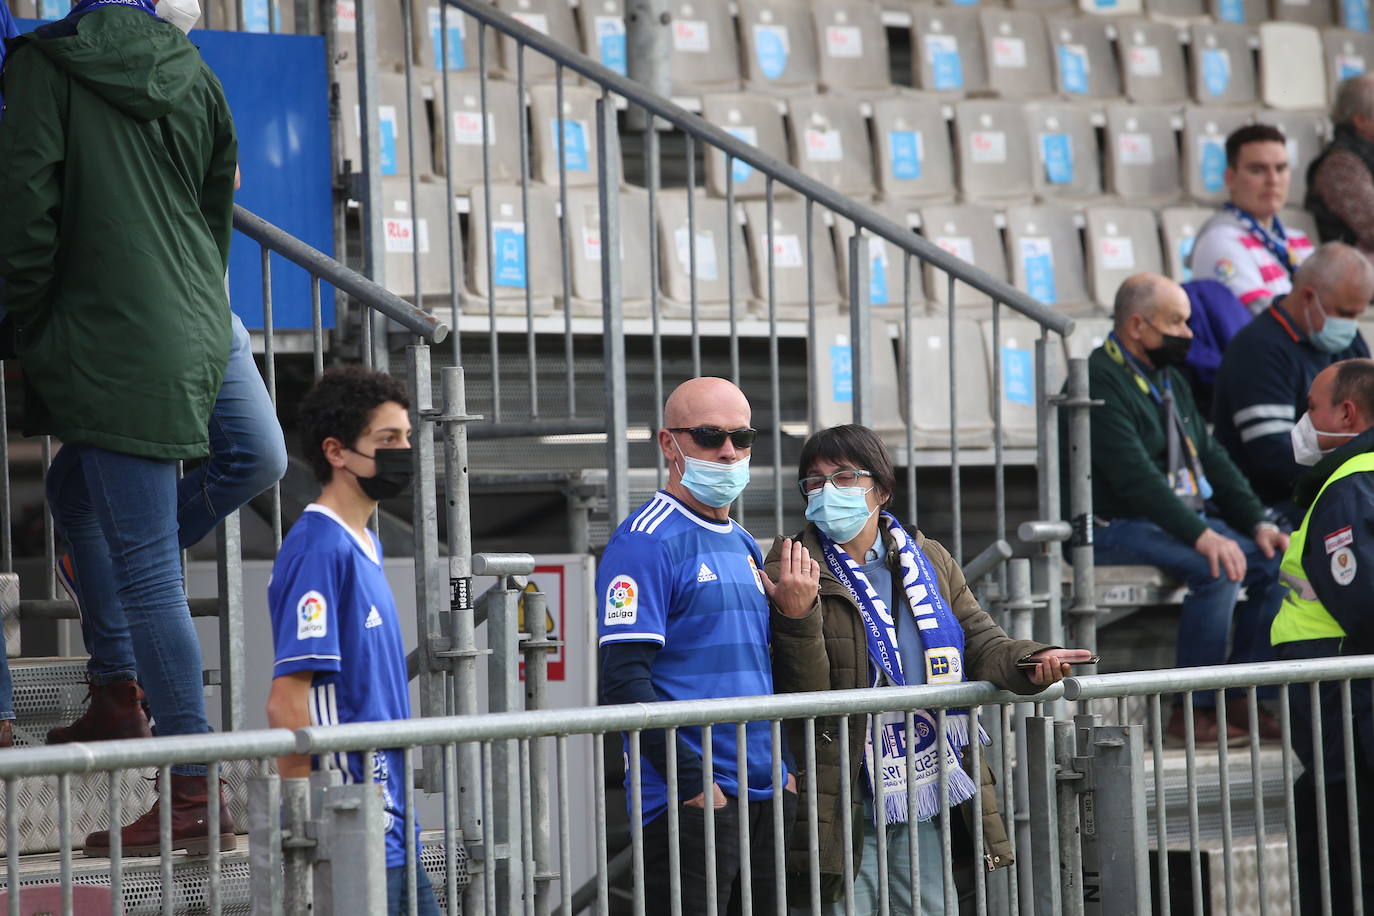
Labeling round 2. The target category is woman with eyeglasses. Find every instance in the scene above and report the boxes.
[760,424,1094,914]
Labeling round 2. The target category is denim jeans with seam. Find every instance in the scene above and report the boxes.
[43,314,285,772]
[47,312,286,687]
[45,446,210,773]
[1093,514,1285,706]
[384,858,441,916]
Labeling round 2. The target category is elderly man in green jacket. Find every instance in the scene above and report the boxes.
[1088,273,1289,746]
[0,0,237,855]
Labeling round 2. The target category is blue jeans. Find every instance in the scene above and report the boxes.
[47,313,286,686]
[1094,514,1285,706]
[44,446,209,772]
[819,797,946,916]
[385,859,441,916]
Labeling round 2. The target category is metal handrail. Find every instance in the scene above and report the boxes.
[4,655,1374,779]
[232,205,451,343]
[442,0,1074,339]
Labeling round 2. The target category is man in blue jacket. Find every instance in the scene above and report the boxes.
[1212,243,1373,527]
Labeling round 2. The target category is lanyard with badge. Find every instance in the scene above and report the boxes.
[1225,202,1299,277]
[1105,332,1213,509]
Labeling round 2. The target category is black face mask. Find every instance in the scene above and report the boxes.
[347,446,413,501]
[1145,332,1192,368]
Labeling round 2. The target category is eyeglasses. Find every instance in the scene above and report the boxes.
[798,469,872,495]
[669,426,758,449]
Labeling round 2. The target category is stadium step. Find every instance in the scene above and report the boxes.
[0,831,462,914]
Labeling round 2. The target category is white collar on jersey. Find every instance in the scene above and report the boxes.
[304,503,380,565]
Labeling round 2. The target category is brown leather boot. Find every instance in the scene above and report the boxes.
[0,720,12,748]
[1166,705,1246,747]
[1225,697,1283,743]
[83,773,236,857]
[46,679,152,745]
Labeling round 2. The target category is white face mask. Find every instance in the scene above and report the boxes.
[1291,411,1359,466]
[157,0,200,34]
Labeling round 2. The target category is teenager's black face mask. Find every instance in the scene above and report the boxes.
[347,447,413,500]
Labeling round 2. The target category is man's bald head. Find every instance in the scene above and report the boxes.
[1112,274,1184,333]
[663,377,751,429]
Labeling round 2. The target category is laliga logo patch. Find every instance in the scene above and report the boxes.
[925,647,962,684]
[297,590,328,639]
[747,555,766,594]
[605,575,639,625]
[1333,547,1358,586]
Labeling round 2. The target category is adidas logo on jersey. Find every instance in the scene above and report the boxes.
[696,563,718,583]
[365,605,383,629]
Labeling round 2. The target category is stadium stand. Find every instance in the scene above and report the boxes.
[736,0,821,95]
[910,6,988,94]
[1046,14,1122,99]
[1160,205,1216,281]
[1259,22,1328,110]
[379,178,454,301]
[1104,103,1184,204]
[1026,102,1106,200]
[978,8,1056,99]
[1118,20,1189,105]
[787,94,877,198]
[742,198,843,317]
[338,70,431,179]
[575,0,630,74]
[465,182,560,315]
[654,192,751,316]
[413,1,479,71]
[1004,204,1095,313]
[432,75,524,191]
[919,204,1009,311]
[1187,22,1258,106]
[492,0,581,82]
[833,204,927,311]
[897,318,996,448]
[559,186,654,316]
[1084,206,1166,307]
[701,94,791,198]
[953,99,1035,202]
[529,84,605,187]
[811,0,892,94]
[871,92,958,202]
[665,0,741,96]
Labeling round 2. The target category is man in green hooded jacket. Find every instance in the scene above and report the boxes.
[0,0,238,856]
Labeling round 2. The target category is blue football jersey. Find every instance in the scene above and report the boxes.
[268,505,418,868]
[597,491,786,824]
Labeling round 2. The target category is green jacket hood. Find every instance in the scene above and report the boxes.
[22,6,199,120]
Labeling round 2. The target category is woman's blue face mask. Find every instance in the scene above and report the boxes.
[805,481,876,544]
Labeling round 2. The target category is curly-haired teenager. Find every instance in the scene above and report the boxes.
[265,366,438,915]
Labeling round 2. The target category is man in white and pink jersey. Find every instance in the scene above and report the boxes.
[1190,124,1315,315]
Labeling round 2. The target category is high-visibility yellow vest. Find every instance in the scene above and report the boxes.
[1271,452,1374,646]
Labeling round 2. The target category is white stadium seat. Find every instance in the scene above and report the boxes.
[1084,206,1166,308]
[700,94,792,200]
[1260,22,1328,111]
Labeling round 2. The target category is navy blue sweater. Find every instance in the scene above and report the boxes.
[1212,301,1369,511]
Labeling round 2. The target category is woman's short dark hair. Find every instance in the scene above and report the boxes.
[300,366,411,483]
[796,424,897,509]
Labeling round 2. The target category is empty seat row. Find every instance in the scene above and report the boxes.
[326,0,1362,112]
[809,311,1114,454]
[701,93,1330,207]
[912,0,1369,28]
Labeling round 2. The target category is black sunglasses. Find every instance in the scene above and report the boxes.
[669,426,758,449]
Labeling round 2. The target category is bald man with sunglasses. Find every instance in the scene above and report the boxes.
[598,377,797,916]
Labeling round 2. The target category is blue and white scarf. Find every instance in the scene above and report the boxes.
[817,513,980,824]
